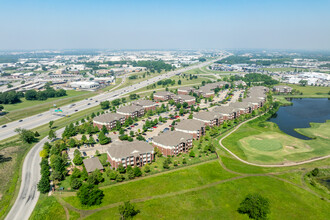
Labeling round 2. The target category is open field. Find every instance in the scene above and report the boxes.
[296,120,330,140]
[100,78,122,92]
[29,195,66,220]
[278,83,330,98]
[30,157,330,220]
[221,118,330,165]
[84,176,330,220]
[0,90,94,125]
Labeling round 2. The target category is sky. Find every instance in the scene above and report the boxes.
[0,0,330,50]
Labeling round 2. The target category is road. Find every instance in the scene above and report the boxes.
[219,116,330,167]
[0,57,227,141]
[4,56,230,220]
[5,128,65,220]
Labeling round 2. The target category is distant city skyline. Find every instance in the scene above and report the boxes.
[1,0,330,50]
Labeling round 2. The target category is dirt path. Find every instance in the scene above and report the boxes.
[218,116,330,167]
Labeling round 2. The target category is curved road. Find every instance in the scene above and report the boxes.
[219,116,330,167]
[4,56,232,220]
[5,128,65,220]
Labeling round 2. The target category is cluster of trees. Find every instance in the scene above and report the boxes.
[128,75,137,80]
[216,55,292,66]
[0,91,24,104]
[15,128,37,144]
[157,79,175,86]
[62,122,111,146]
[238,193,270,220]
[131,60,175,73]
[142,118,159,132]
[105,164,143,183]
[25,87,66,101]
[224,73,278,86]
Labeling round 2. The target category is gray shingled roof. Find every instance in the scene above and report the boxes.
[175,119,205,131]
[152,131,192,147]
[83,157,104,173]
[154,91,174,97]
[93,113,125,123]
[107,141,153,159]
[212,106,236,114]
[178,86,194,92]
[117,104,144,114]
[230,101,252,109]
[131,100,156,107]
[193,111,223,121]
[173,94,195,101]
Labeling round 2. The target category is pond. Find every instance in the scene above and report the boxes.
[317,177,330,190]
[268,98,330,140]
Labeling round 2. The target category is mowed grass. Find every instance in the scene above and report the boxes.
[279,83,330,97]
[0,90,94,125]
[62,161,238,210]
[296,120,330,140]
[29,195,66,220]
[85,176,330,220]
[222,119,330,164]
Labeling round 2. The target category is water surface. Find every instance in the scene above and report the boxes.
[268,98,330,140]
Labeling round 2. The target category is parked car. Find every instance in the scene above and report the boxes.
[134,123,138,126]
[153,126,157,129]
[19,120,23,122]
[2,125,7,128]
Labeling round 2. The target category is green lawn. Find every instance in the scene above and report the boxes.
[279,83,330,98]
[62,161,237,210]
[295,120,330,140]
[29,195,66,220]
[0,90,95,125]
[222,118,330,164]
[85,176,330,220]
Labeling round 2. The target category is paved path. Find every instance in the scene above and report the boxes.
[5,128,65,220]
[219,116,330,167]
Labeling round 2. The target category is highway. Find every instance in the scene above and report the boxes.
[0,57,225,141]
[3,56,230,220]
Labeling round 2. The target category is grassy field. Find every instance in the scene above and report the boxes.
[278,83,330,98]
[84,176,330,220]
[29,195,66,220]
[0,90,95,125]
[222,118,330,165]
[295,120,330,140]
[31,157,330,220]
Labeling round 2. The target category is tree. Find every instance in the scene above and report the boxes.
[77,184,104,206]
[127,169,135,179]
[71,178,82,189]
[100,100,110,109]
[87,169,104,185]
[73,150,83,165]
[15,128,36,143]
[118,201,140,220]
[189,150,195,158]
[117,164,126,173]
[49,120,54,129]
[133,167,142,177]
[37,176,50,193]
[101,125,108,134]
[144,164,150,173]
[178,79,182,85]
[99,131,110,145]
[163,160,169,169]
[81,134,88,144]
[68,138,76,148]
[0,105,3,111]
[48,129,57,140]
[311,168,319,177]
[39,149,49,158]
[34,131,40,137]
[299,79,308,86]
[238,193,270,220]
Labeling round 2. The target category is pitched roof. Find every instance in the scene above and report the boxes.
[154,91,174,97]
[229,101,252,109]
[177,86,194,91]
[83,157,104,173]
[152,131,192,147]
[193,111,223,121]
[173,94,195,101]
[212,106,236,115]
[175,119,205,131]
[93,113,125,123]
[117,104,144,114]
[131,100,156,107]
[107,141,153,159]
